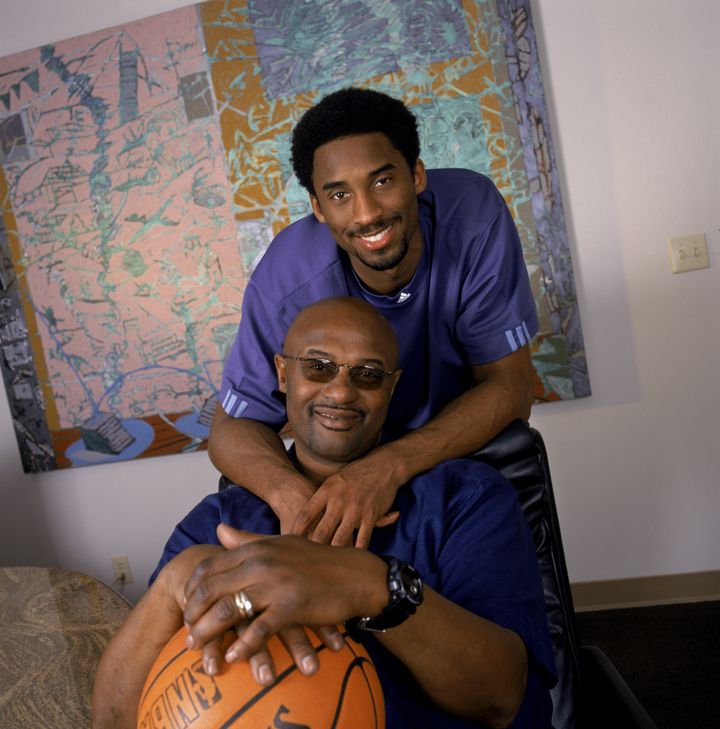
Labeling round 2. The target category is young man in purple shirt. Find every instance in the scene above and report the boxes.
[210,88,538,548]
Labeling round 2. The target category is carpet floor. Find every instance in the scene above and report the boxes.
[575,600,720,729]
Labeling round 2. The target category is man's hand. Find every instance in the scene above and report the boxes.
[236,623,346,687]
[189,527,348,685]
[209,410,318,535]
[290,452,402,548]
[272,474,318,535]
[182,525,388,665]
[181,526,529,726]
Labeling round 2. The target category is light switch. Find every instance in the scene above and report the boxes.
[668,233,710,273]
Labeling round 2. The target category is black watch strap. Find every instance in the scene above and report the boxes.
[353,556,423,633]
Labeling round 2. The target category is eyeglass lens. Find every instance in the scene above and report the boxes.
[297,358,387,389]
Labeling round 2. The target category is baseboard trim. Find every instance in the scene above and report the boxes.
[571,570,720,611]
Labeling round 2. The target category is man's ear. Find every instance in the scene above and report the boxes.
[310,194,326,224]
[389,368,402,399]
[274,353,288,393]
[413,159,427,195]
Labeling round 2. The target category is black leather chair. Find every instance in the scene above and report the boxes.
[473,420,659,729]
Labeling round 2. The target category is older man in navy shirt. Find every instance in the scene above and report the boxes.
[93,298,554,729]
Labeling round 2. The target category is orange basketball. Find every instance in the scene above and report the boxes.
[137,626,385,729]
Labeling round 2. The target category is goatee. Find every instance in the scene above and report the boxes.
[359,234,409,272]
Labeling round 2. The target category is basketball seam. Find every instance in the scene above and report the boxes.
[138,645,190,708]
[344,636,384,728]
[329,657,377,729]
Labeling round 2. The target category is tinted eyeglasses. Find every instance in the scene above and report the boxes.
[283,356,397,390]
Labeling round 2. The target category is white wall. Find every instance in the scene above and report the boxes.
[1,0,718,602]
[528,0,720,580]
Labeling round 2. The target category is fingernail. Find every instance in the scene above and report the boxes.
[185,634,194,649]
[205,657,217,675]
[330,634,344,650]
[302,655,318,674]
[258,665,274,685]
[225,648,238,662]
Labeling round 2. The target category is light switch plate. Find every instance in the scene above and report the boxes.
[668,233,710,273]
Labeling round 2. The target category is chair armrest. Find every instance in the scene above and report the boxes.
[579,645,659,729]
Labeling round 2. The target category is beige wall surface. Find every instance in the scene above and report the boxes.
[1,0,718,602]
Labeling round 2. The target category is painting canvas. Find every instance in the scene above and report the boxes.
[0,0,589,472]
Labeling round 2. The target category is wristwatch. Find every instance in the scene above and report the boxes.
[354,556,424,633]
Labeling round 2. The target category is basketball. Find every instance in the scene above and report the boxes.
[137,626,385,729]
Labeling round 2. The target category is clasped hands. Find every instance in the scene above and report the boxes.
[176,525,389,687]
[279,451,404,549]
[169,455,404,685]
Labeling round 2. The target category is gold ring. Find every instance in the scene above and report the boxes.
[233,590,254,622]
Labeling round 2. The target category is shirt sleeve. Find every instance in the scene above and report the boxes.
[148,488,280,587]
[455,195,539,364]
[217,279,290,428]
[148,494,224,585]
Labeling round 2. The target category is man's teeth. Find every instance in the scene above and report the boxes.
[317,410,359,421]
[361,226,391,242]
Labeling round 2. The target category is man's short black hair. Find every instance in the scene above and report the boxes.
[290,87,420,195]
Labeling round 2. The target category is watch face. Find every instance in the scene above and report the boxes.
[401,564,423,606]
[355,557,424,632]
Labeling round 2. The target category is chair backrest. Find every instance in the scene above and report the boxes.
[473,420,580,729]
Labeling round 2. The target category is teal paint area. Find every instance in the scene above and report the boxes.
[247,0,472,98]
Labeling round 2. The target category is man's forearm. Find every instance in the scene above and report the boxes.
[366,345,534,485]
[92,546,223,729]
[208,405,315,522]
[92,579,183,729]
[377,587,528,728]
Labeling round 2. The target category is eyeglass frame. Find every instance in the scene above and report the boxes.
[281,355,398,390]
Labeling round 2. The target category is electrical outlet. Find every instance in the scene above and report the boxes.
[668,233,710,273]
[111,555,134,584]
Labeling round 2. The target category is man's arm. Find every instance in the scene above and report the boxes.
[93,540,347,729]
[388,344,534,473]
[378,587,528,728]
[208,406,317,533]
[293,345,534,546]
[92,546,223,729]
[208,406,399,537]
[182,527,528,729]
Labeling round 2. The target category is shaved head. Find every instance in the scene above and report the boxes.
[285,297,399,369]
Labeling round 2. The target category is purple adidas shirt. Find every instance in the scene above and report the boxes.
[219,169,538,439]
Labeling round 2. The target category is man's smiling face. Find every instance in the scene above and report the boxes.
[309,132,426,294]
[274,299,400,476]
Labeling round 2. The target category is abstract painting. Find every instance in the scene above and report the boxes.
[0,0,589,472]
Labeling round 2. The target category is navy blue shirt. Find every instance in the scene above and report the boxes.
[152,459,556,728]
